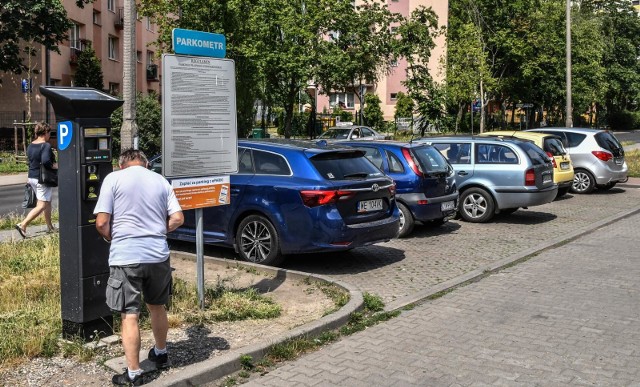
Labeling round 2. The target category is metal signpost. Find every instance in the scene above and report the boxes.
[162,29,237,308]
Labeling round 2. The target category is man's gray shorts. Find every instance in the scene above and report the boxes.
[106,259,172,314]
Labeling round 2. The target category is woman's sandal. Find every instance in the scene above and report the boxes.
[14,224,27,239]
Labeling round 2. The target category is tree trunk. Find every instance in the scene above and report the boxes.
[455,102,464,134]
[479,79,485,133]
[121,0,138,151]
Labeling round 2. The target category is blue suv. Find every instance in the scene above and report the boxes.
[342,141,458,237]
[158,139,400,265]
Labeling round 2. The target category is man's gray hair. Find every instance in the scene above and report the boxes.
[119,149,148,167]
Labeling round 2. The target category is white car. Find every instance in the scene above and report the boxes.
[317,125,387,141]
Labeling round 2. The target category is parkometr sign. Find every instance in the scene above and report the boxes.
[172,28,226,58]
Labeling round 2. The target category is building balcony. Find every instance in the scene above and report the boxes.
[146,64,159,81]
[69,39,91,65]
[115,8,124,30]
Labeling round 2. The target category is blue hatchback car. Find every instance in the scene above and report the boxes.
[161,139,400,266]
[342,141,458,237]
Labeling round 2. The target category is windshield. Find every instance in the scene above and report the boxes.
[543,137,566,156]
[518,142,550,166]
[318,129,350,140]
[411,145,450,173]
[595,132,624,156]
[310,151,385,180]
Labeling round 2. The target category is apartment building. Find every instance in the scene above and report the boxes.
[0,0,161,130]
[315,0,449,121]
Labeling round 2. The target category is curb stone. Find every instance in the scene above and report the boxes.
[104,252,364,387]
[384,204,640,312]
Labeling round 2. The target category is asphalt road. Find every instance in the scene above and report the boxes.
[0,183,59,217]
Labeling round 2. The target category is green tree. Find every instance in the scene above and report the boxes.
[394,91,414,120]
[397,6,445,134]
[138,0,261,136]
[363,93,384,131]
[111,92,162,159]
[73,43,104,90]
[316,0,399,122]
[0,0,72,78]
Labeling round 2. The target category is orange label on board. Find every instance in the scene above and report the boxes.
[172,176,230,210]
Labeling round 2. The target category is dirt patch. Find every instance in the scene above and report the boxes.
[0,254,338,386]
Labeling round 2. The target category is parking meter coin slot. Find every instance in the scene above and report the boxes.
[81,165,102,201]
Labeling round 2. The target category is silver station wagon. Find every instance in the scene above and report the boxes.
[413,136,558,222]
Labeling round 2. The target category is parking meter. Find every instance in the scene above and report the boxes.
[39,86,123,341]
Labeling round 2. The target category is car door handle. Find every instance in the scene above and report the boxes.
[458,171,469,176]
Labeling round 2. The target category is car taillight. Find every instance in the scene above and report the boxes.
[401,148,424,177]
[525,168,536,186]
[592,150,613,162]
[546,151,557,168]
[299,190,355,207]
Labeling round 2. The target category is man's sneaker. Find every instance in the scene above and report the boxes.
[148,347,168,368]
[111,370,144,386]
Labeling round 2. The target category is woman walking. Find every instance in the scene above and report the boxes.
[15,122,58,238]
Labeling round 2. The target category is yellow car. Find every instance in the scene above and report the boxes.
[480,131,574,197]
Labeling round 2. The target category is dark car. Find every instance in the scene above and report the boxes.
[342,141,458,237]
[154,139,400,265]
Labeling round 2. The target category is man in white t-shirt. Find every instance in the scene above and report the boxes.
[94,149,184,386]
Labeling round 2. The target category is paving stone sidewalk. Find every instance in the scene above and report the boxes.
[241,211,640,386]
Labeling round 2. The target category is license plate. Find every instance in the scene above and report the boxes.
[358,199,383,213]
[543,175,552,184]
[560,162,570,170]
[615,157,624,165]
[441,201,455,211]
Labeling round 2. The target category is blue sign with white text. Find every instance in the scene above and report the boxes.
[58,121,73,151]
[172,29,226,58]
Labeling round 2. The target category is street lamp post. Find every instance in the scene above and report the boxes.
[566,0,573,128]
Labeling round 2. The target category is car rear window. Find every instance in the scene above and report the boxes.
[518,142,550,166]
[595,132,623,153]
[542,137,566,156]
[310,151,385,180]
[411,145,449,173]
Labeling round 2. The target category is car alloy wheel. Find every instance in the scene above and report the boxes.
[459,187,495,223]
[236,215,283,266]
[397,202,414,238]
[571,169,595,194]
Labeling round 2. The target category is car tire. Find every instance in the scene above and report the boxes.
[571,169,596,194]
[397,202,415,238]
[597,182,617,191]
[556,187,571,198]
[236,215,284,266]
[459,187,495,223]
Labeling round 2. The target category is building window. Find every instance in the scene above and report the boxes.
[136,51,142,63]
[107,0,115,12]
[147,51,155,64]
[146,17,153,31]
[70,23,81,49]
[109,83,119,95]
[108,36,118,60]
[390,93,398,100]
[634,0,640,5]
[93,11,101,25]
[330,93,355,109]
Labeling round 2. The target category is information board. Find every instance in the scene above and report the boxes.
[161,54,238,179]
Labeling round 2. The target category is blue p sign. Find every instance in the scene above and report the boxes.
[58,121,73,151]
